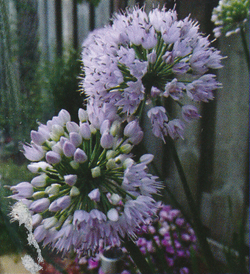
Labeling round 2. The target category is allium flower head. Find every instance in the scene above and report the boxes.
[211,0,249,37]
[80,6,223,140]
[10,109,161,254]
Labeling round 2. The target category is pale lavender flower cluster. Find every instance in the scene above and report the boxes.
[9,109,161,254]
[80,6,223,140]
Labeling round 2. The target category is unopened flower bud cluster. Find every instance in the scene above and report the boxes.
[10,109,161,254]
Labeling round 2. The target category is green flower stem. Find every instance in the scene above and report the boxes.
[123,237,155,274]
[240,27,250,71]
[166,137,216,272]
[140,143,193,227]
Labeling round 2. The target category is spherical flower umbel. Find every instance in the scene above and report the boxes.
[10,109,161,254]
[211,0,249,37]
[80,6,223,141]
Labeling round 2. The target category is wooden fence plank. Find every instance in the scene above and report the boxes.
[77,1,90,47]
[201,29,249,245]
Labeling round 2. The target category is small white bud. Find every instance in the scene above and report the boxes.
[107,208,119,222]
[70,186,80,197]
[78,108,88,122]
[106,158,116,170]
[110,120,121,136]
[45,184,60,195]
[120,144,133,154]
[123,158,134,169]
[110,193,121,205]
[91,166,101,178]
[32,191,46,200]
[106,150,116,160]
[70,160,79,169]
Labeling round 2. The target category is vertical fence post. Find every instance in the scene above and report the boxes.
[0,0,22,142]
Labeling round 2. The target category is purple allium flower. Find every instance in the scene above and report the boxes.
[164,79,185,100]
[10,182,34,199]
[63,141,76,157]
[80,6,223,141]
[133,203,197,274]
[80,122,91,139]
[167,119,185,140]
[74,148,87,163]
[100,132,114,149]
[10,109,161,255]
[147,107,168,141]
[182,105,201,122]
[49,196,71,211]
[30,130,47,146]
[23,143,45,161]
[64,174,77,186]
[88,188,101,202]
[31,174,47,187]
[29,198,50,213]
[46,151,61,164]
[32,214,43,227]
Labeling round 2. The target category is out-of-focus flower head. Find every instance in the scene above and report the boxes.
[135,203,197,273]
[80,6,223,141]
[211,0,249,37]
[10,109,161,255]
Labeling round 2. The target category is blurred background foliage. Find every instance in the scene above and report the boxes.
[0,0,83,258]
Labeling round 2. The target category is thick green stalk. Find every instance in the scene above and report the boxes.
[140,143,193,227]
[240,27,250,71]
[166,137,216,272]
[123,238,154,274]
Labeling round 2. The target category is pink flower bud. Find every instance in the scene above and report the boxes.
[63,141,76,157]
[28,161,52,173]
[80,123,91,139]
[70,132,82,147]
[34,225,47,243]
[29,198,50,212]
[88,188,100,202]
[78,108,88,122]
[46,151,61,164]
[148,50,157,63]
[128,130,143,145]
[74,148,87,163]
[100,133,114,149]
[139,154,154,164]
[32,214,43,227]
[31,130,46,145]
[124,120,140,137]
[58,109,71,124]
[31,174,47,187]
[10,182,34,198]
[49,196,71,212]
[64,174,77,186]
[100,120,110,135]
[66,121,79,133]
